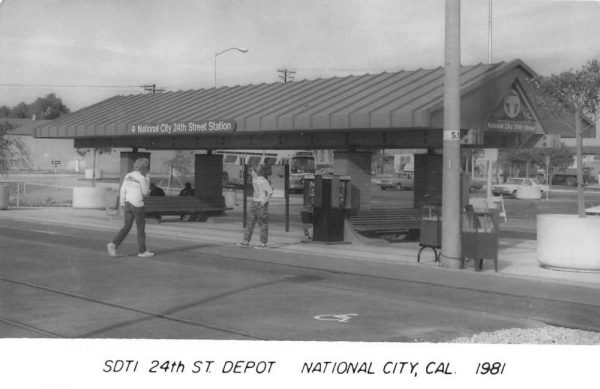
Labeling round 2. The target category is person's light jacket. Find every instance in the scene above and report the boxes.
[120,171,150,207]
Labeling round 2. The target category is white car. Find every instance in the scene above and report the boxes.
[492,177,549,198]
[379,172,414,190]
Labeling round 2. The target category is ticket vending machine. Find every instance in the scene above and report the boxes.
[303,174,350,243]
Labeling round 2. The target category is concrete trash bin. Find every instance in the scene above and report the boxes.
[73,187,108,209]
[84,169,103,180]
[0,184,9,210]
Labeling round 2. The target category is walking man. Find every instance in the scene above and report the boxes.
[107,157,154,257]
[239,165,273,248]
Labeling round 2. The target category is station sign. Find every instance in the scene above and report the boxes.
[129,120,237,136]
[485,88,539,133]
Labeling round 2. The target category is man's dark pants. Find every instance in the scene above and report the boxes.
[112,202,147,253]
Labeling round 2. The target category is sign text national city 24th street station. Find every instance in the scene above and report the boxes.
[130,120,236,136]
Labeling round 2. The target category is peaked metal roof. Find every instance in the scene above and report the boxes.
[35,59,537,139]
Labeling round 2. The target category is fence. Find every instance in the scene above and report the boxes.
[0,181,73,207]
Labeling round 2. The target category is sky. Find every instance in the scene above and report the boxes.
[0,0,599,112]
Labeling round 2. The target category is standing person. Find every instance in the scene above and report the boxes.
[107,158,154,258]
[239,165,273,248]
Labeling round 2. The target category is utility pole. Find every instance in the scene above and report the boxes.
[277,68,296,83]
[488,0,493,64]
[141,84,165,94]
[440,0,463,269]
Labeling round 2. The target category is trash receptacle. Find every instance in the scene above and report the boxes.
[461,205,499,271]
[418,203,441,263]
[223,189,237,208]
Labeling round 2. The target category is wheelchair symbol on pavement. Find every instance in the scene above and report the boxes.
[314,313,358,323]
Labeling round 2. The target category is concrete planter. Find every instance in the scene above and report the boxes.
[84,168,103,180]
[537,214,600,272]
[72,187,108,209]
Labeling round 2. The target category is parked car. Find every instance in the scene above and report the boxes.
[468,179,485,193]
[585,205,600,215]
[492,177,549,198]
[380,172,414,190]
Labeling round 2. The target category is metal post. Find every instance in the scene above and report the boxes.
[284,163,290,232]
[575,109,585,217]
[92,148,97,188]
[488,0,493,64]
[242,162,248,228]
[440,0,463,268]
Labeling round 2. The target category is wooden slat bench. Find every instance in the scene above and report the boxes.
[143,196,231,222]
[350,208,421,236]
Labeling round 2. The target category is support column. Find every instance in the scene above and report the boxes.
[195,154,223,201]
[414,153,443,209]
[440,0,463,268]
[333,150,372,211]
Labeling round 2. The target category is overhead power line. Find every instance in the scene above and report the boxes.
[0,83,141,89]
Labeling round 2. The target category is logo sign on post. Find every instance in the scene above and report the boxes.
[486,87,538,133]
[130,120,237,136]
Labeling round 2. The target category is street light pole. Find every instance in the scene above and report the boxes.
[214,47,249,88]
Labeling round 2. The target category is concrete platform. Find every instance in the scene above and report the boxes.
[0,201,599,291]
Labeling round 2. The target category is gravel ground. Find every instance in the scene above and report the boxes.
[451,325,600,344]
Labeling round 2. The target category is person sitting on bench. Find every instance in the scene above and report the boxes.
[179,182,194,220]
[147,183,165,221]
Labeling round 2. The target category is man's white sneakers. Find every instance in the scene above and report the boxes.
[138,251,155,258]
[107,242,117,257]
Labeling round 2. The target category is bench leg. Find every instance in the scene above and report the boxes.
[474,258,483,272]
[417,246,439,264]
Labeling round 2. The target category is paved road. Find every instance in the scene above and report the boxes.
[2,219,600,341]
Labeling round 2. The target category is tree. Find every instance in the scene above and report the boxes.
[0,121,16,175]
[11,102,30,118]
[532,59,600,217]
[0,95,71,175]
[29,93,70,119]
[0,94,70,119]
[76,147,113,187]
[163,151,195,177]
[0,106,10,118]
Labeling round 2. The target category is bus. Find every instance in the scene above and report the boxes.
[217,150,318,192]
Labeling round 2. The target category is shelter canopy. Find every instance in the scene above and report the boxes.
[35,59,555,150]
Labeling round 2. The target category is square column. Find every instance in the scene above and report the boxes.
[333,151,372,211]
[194,154,223,200]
